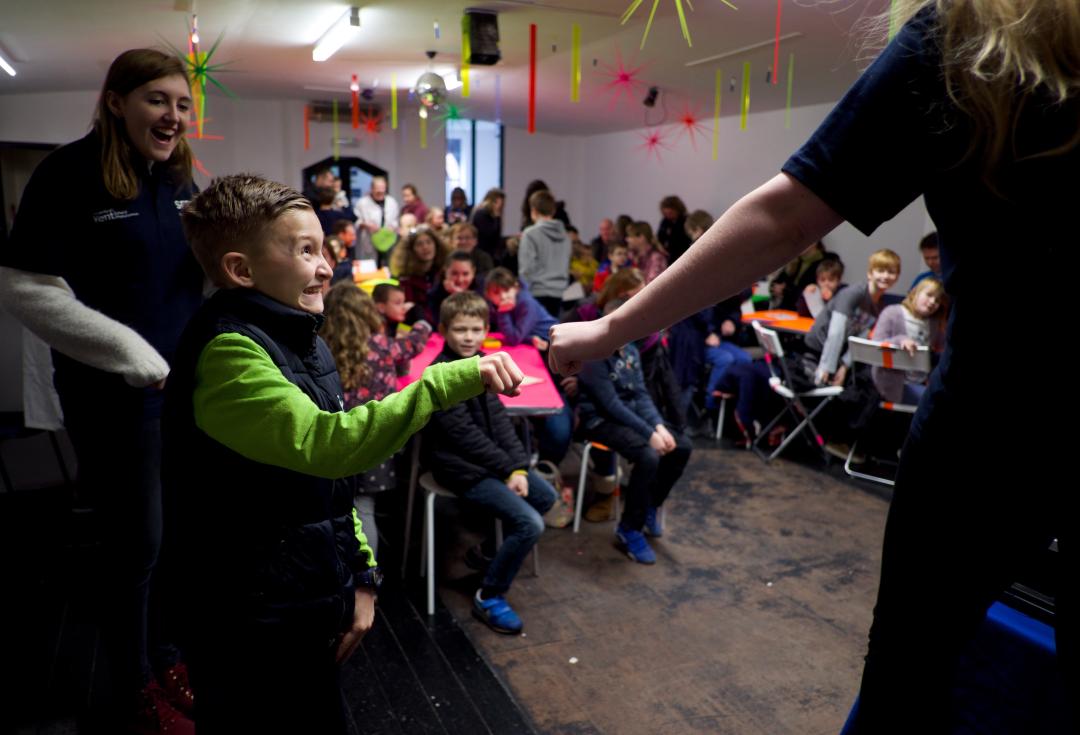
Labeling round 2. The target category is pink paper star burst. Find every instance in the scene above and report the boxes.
[637,127,671,162]
[597,48,649,110]
[674,104,708,149]
[358,109,383,141]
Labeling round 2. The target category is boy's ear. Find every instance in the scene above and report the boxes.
[438,322,447,336]
[221,251,256,288]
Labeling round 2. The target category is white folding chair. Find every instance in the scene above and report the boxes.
[572,441,626,533]
[751,320,844,462]
[417,472,539,617]
[844,337,931,486]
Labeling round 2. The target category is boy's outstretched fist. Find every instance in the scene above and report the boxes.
[479,352,524,396]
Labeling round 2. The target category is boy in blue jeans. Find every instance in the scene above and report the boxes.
[423,292,557,634]
[164,175,523,733]
[577,298,692,564]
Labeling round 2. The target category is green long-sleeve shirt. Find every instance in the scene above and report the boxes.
[191,332,483,565]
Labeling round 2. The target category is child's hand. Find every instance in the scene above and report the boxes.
[830,364,848,387]
[559,375,579,398]
[899,338,919,356]
[649,430,670,455]
[506,473,529,497]
[479,352,524,396]
[656,424,677,453]
[532,335,549,351]
[720,319,736,337]
[335,587,376,664]
[705,333,721,348]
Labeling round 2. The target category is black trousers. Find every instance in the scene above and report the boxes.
[584,421,691,531]
[849,410,1076,733]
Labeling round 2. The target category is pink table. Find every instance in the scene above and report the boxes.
[398,334,565,417]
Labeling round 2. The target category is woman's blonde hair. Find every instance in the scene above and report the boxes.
[902,276,945,314]
[874,0,1080,184]
[321,282,384,391]
[389,227,451,278]
[95,49,194,200]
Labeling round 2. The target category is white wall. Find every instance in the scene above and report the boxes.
[503,126,586,235]
[572,104,932,295]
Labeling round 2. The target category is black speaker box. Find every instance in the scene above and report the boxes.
[466,10,500,66]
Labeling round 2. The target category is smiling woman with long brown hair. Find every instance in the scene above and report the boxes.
[0,49,203,732]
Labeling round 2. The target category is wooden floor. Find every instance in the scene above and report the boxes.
[434,446,890,735]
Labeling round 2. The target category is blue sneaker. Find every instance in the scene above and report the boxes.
[615,525,656,564]
[473,591,523,634]
[644,507,664,538]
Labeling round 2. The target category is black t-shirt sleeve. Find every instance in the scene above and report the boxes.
[782,8,943,236]
[2,151,68,276]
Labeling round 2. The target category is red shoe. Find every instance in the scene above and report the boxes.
[159,663,195,718]
[130,680,195,735]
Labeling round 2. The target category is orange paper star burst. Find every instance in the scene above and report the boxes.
[637,127,671,162]
[597,48,648,110]
[674,103,708,149]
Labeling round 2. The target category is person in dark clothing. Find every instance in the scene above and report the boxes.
[577,297,692,565]
[424,292,556,635]
[0,49,205,733]
[551,3,1080,730]
[471,187,505,261]
[656,195,691,264]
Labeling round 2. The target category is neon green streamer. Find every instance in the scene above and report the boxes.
[391,73,398,130]
[674,0,692,47]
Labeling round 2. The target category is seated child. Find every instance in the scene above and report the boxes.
[592,242,629,294]
[577,297,692,564]
[870,277,945,405]
[321,281,434,557]
[804,248,901,387]
[423,292,557,634]
[483,267,557,348]
[567,225,599,294]
[165,174,522,733]
[428,249,482,326]
[797,257,845,318]
[371,282,410,344]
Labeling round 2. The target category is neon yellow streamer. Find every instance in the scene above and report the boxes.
[740,61,750,130]
[640,0,661,50]
[420,114,427,149]
[713,68,721,160]
[719,0,737,8]
[391,73,398,130]
[461,15,471,98]
[571,24,581,102]
[674,0,692,47]
[785,53,794,129]
[332,99,340,159]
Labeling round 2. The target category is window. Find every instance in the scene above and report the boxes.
[445,120,502,211]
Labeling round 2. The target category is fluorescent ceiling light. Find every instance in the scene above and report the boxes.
[312,6,360,62]
[684,32,803,67]
[0,52,15,77]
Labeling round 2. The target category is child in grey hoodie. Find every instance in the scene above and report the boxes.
[518,189,571,317]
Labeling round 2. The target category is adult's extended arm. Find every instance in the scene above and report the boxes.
[0,266,169,387]
[548,173,843,375]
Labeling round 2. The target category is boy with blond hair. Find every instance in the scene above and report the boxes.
[164,174,522,733]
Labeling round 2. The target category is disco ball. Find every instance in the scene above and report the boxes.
[414,71,447,110]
